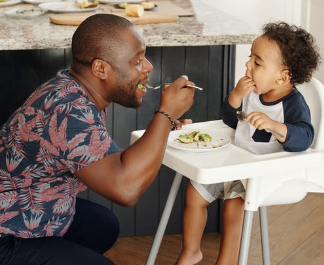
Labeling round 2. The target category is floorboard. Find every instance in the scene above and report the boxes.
[104,193,324,265]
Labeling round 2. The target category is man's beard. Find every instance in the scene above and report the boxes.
[108,68,143,108]
[108,84,142,108]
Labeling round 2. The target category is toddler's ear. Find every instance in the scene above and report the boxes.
[278,69,291,85]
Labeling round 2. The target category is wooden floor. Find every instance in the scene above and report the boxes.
[104,193,324,265]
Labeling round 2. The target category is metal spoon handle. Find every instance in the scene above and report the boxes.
[185,84,204,91]
[265,128,285,138]
[146,83,203,91]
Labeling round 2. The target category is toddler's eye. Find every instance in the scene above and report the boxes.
[254,59,262,66]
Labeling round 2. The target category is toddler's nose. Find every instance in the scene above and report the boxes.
[245,64,252,78]
[245,69,252,78]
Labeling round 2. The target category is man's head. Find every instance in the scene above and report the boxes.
[71,14,153,109]
[72,14,132,68]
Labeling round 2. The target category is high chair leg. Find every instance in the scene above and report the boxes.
[238,210,254,265]
[259,206,271,265]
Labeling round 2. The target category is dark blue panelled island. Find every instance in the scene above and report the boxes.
[0,0,257,237]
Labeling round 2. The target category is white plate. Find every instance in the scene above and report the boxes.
[23,0,61,4]
[98,0,140,3]
[38,1,99,13]
[0,0,22,7]
[168,129,231,153]
[5,7,45,18]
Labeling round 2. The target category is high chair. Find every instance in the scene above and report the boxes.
[130,78,324,265]
[239,77,324,265]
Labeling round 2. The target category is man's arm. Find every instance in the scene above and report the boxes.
[75,76,195,206]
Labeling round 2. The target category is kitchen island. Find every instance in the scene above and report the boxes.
[0,0,257,49]
[0,0,258,237]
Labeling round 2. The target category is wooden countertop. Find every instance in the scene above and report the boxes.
[0,0,257,50]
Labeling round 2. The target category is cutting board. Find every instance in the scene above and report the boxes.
[50,11,178,26]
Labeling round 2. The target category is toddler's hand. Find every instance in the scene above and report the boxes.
[246,112,274,131]
[232,76,255,100]
[228,76,255,108]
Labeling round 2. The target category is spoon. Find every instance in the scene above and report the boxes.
[145,83,203,91]
[236,111,285,138]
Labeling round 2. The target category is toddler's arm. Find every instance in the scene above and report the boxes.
[221,76,255,129]
[228,76,256,109]
[281,95,314,152]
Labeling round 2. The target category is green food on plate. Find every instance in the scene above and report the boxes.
[176,131,212,147]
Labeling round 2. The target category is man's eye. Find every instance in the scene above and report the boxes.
[135,59,143,65]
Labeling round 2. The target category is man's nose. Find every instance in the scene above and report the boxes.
[143,58,153,73]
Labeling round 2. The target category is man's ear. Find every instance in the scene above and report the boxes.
[91,59,111,79]
[277,69,291,85]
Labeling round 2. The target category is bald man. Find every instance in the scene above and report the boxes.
[0,14,195,265]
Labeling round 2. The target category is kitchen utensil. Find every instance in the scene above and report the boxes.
[146,83,203,91]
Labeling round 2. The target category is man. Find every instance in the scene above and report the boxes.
[0,14,195,265]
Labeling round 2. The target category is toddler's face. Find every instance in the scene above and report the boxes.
[245,36,285,95]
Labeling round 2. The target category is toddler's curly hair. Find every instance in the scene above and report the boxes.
[262,22,321,85]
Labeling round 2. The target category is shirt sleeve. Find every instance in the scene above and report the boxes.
[282,91,314,152]
[221,95,240,129]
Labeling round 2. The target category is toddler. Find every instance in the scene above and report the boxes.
[176,21,321,265]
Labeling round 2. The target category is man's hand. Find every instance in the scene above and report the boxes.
[159,75,195,121]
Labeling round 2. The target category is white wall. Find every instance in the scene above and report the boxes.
[308,0,324,84]
[235,0,324,85]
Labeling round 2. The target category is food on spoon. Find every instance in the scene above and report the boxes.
[76,0,99,9]
[140,1,155,9]
[137,84,146,90]
[125,4,144,17]
[176,131,212,147]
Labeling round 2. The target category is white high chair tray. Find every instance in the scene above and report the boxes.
[131,120,323,185]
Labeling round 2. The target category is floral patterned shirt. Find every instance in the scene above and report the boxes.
[0,70,119,238]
